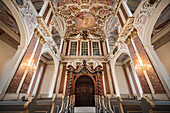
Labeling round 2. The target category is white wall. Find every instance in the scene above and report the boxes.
[115,65,130,95]
[39,64,55,95]
[155,42,170,77]
[0,40,16,80]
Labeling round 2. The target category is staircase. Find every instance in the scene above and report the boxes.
[74,107,96,113]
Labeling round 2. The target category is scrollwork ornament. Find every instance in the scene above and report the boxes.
[134,0,160,35]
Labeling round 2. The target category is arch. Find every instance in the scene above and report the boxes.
[2,0,29,47]
[142,1,169,46]
[141,1,170,93]
[0,0,30,96]
[111,46,130,67]
[73,74,96,95]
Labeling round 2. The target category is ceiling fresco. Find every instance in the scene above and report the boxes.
[75,12,95,29]
[105,15,121,49]
[54,0,119,40]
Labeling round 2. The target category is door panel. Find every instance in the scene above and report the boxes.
[75,75,95,106]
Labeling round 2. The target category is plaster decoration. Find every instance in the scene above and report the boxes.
[52,16,63,36]
[44,37,60,57]
[118,17,134,38]
[12,0,38,34]
[53,0,119,40]
[56,0,115,7]
[0,1,20,37]
[134,0,160,35]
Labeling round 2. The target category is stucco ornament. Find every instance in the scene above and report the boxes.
[134,0,160,35]
[12,0,37,34]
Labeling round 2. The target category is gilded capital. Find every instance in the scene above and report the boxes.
[124,36,131,45]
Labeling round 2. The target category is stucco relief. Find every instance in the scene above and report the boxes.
[134,0,160,35]
[12,0,37,34]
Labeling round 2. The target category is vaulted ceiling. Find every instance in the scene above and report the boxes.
[53,0,120,40]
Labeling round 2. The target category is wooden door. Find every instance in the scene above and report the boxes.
[75,75,95,106]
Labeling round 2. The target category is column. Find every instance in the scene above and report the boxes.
[105,39,110,53]
[125,29,166,98]
[144,45,170,95]
[59,62,67,94]
[127,61,141,97]
[102,63,110,94]
[110,55,120,97]
[6,29,45,95]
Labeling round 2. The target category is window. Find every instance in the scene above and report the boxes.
[69,42,77,55]
[81,42,88,55]
[92,42,100,56]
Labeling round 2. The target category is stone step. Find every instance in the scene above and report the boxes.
[74,107,96,113]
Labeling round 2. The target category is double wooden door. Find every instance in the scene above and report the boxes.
[75,75,95,106]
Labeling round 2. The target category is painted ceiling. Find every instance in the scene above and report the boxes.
[54,0,119,40]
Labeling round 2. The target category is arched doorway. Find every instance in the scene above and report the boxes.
[75,75,95,107]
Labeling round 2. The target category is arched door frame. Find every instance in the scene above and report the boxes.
[73,74,97,95]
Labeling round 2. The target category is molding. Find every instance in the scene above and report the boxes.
[37,16,52,37]
[118,17,134,38]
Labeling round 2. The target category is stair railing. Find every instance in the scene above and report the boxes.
[59,96,67,113]
[107,97,115,113]
[97,96,115,113]
[69,95,75,113]
[50,94,57,113]
[63,96,69,113]
[101,96,107,112]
